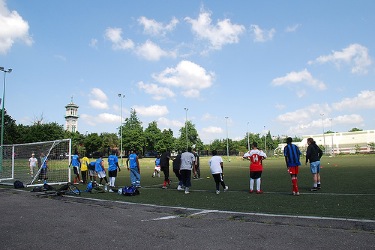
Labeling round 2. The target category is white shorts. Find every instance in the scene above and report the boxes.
[154,166,161,171]
[97,171,106,178]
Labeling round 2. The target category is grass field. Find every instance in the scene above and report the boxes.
[69,154,375,221]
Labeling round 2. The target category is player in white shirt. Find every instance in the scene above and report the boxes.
[209,150,228,195]
[29,153,38,177]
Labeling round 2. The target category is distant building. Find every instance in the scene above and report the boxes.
[275,130,375,155]
[65,97,79,133]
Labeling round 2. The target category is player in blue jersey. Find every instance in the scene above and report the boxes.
[95,155,109,189]
[284,137,302,195]
[108,150,121,191]
[126,150,141,187]
[153,154,161,178]
[69,151,81,184]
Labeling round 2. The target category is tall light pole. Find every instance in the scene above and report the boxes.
[225,116,229,162]
[329,118,334,156]
[0,67,12,172]
[247,122,250,151]
[184,108,189,151]
[320,113,326,154]
[264,125,267,152]
[118,94,125,165]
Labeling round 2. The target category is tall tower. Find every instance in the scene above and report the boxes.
[65,97,79,133]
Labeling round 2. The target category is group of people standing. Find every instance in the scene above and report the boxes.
[35,136,322,196]
[242,137,323,196]
[28,152,48,182]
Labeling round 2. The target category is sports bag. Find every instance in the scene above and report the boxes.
[14,180,25,189]
[121,186,140,196]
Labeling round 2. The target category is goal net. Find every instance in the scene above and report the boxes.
[0,139,72,187]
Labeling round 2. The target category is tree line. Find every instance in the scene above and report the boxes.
[2,108,301,157]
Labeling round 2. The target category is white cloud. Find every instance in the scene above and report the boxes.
[185,10,245,50]
[80,113,119,125]
[152,60,214,98]
[272,69,327,91]
[132,105,169,117]
[285,24,301,33]
[135,40,176,61]
[89,88,109,110]
[332,90,375,110]
[0,0,33,54]
[138,16,179,36]
[276,104,331,124]
[89,38,98,49]
[157,117,184,129]
[308,44,372,74]
[137,81,175,100]
[104,27,134,50]
[54,54,67,61]
[250,24,275,42]
[202,126,223,134]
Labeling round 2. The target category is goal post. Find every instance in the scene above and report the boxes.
[0,139,72,187]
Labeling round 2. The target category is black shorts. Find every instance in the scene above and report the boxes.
[108,170,118,178]
[250,171,262,179]
[73,167,79,175]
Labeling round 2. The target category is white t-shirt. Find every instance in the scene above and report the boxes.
[209,155,223,174]
[180,152,195,170]
[29,157,38,167]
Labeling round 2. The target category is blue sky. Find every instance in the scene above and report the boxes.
[1,0,374,144]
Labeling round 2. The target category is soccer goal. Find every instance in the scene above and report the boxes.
[0,139,72,187]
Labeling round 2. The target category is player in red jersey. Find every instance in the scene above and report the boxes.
[243,142,267,194]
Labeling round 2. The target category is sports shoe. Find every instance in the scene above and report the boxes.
[224,186,229,192]
[310,187,318,191]
[109,189,114,193]
[177,185,183,191]
[162,185,167,189]
[256,190,263,194]
[317,184,321,189]
[293,192,300,196]
[185,188,190,194]
[216,190,220,195]
[249,190,254,194]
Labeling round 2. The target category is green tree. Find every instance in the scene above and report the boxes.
[176,121,202,152]
[84,133,102,156]
[349,128,363,132]
[368,142,375,152]
[144,121,162,152]
[100,132,119,155]
[155,129,175,152]
[122,109,144,154]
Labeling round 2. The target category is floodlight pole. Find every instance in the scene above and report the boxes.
[320,113,326,154]
[184,108,189,151]
[118,94,125,166]
[225,116,229,162]
[247,122,250,151]
[264,125,267,152]
[0,67,12,172]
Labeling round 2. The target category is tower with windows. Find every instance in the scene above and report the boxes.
[65,97,79,133]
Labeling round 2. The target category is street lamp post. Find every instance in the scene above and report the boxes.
[264,125,267,152]
[225,116,229,162]
[320,113,326,154]
[0,67,12,172]
[184,108,188,151]
[118,94,124,166]
[247,122,250,151]
[329,118,334,156]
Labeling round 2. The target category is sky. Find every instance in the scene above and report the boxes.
[0,0,374,144]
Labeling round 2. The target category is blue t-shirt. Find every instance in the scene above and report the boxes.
[71,154,80,167]
[41,157,48,169]
[155,158,160,166]
[128,153,138,169]
[108,155,118,171]
[95,158,104,172]
[284,144,301,167]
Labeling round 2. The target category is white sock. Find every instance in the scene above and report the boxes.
[256,178,261,191]
[250,178,254,190]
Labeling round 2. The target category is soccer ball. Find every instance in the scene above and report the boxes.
[117,188,122,195]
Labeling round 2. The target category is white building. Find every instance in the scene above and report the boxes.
[275,130,375,155]
[65,98,79,133]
